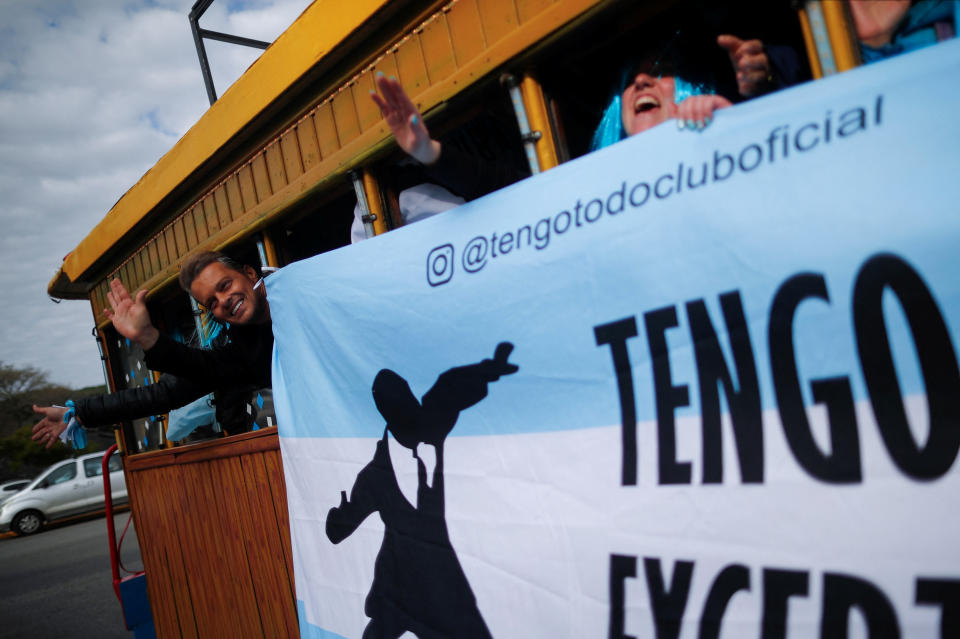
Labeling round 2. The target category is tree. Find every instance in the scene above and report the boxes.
[0,362,48,402]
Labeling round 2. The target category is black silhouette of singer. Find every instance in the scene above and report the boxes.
[326,342,519,639]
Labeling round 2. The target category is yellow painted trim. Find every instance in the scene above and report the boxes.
[820,0,861,72]
[363,170,389,236]
[62,0,389,282]
[797,8,824,80]
[261,231,280,267]
[519,74,559,171]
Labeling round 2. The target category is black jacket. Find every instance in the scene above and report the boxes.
[75,321,274,433]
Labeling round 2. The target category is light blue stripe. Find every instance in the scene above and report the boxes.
[297,600,348,639]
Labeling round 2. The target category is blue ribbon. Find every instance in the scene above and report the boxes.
[61,400,88,450]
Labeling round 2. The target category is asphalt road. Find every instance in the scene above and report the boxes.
[0,512,143,639]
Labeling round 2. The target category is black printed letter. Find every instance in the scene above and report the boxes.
[596,318,640,486]
[853,253,960,480]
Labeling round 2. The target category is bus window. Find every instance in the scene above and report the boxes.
[353,80,531,243]
[536,0,812,160]
[274,184,355,264]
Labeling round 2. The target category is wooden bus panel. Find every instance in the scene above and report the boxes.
[280,130,304,183]
[214,184,234,227]
[237,165,259,211]
[118,262,133,293]
[420,14,457,84]
[182,210,198,248]
[244,452,298,634]
[312,102,341,160]
[264,142,289,196]
[518,0,556,25]
[173,218,189,258]
[395,33,430,95]
[202,195,221,236]
[225,174,245,219]
[447,0,488,65]
[147,240,162,284]
[478,0,520,46]
[164,227,179,265]
[331,90,362,148]
[132,252,147,289]
[190,205,207,244]
[295,116,321,172]
[154,236,169,270]
[352,72,379,133]
[372,53,399,86]
[264,449,296,593]
[251,154,273,203]
[125,430,297,638]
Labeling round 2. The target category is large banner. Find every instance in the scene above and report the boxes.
[270,40,960,639]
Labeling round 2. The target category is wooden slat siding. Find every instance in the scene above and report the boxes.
[90,0,604,327]
[225,174,245,218]
[179,462,224,638]
[352,71,379,133]
[159,464,201,639]
[263,450,296,597]
[447,0,487,65]
[396,30,430,96]
[421,13,457,84]
[202,195,221,236]
[372,52,400,88]
[229,455,291,638]
[148,239,161,276]
[280,131,305,183]
[518,0,555,24]
[164,227,179,267]
[172,219,188,259]
[264,142,289,196]
[190,206,206,245]
[331,89,362,147]
[478,0,520,45]
[155,235,170,270]
[123,431,296,638]
[214,185,233,228]
[182,210,198,249]
[240,453,298,637]
[202,458,264,635]
[237,165,259,211]
[312,102,341,160]
[251,155,273,203]
[295,116,322,172]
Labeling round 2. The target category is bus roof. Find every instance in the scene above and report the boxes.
[49,0,387,297]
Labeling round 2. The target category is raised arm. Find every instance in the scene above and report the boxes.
[31,374,211,448]
[371,73,442,165]
[103,278,160,350]
[326,463,380,544]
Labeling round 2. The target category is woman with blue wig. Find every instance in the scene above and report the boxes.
[590,45,733,151]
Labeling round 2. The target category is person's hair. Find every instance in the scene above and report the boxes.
[178,251,246,292]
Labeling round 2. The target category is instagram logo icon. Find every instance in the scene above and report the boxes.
[426,244,455,287]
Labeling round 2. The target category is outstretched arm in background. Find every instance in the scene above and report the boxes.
[31,374,211,448]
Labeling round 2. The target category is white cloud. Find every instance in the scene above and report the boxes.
[0,0,309,389]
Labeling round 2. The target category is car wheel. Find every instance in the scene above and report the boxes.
[12,510,43,536]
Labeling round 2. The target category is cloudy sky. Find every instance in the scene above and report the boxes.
[0,0,310,389]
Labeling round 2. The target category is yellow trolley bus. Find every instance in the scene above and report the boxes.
[46,0,866,635]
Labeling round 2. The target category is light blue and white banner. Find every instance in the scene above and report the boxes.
[271,40,960,639]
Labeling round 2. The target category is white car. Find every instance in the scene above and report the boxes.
[0,450,127,536]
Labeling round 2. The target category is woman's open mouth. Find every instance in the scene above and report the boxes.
[634,95,660,113]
